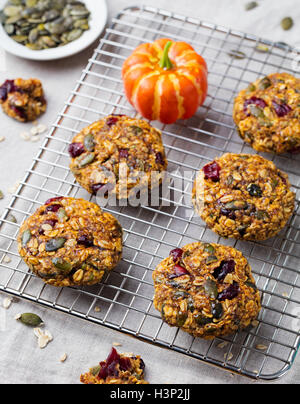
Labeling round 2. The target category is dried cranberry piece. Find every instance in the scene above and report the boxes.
[220,208,236,220]
[169,264,190,279]
[218,281,239,301]
[45,204,61,213]
[243,97,267,116]
[213,260,235,282]
[170,248,184,262]
[106,347,120,364]
[77,235,93,247]
[10,105,26,119]
[139,358,145,371]
[203,161,221,182]
[107,361,119,377]
[91,183,114,196]
[106,117,119,126]
[119,149,129,159]
[272,100,292,117]
[289,146,300,154]
[45,197,64,205]
[155,152,165,166]
[68,142,85,158]
[119,357,132,372]
[0,87,7,102]
[0,80,19,101]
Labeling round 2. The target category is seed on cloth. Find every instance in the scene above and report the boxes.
[17,313,43,327]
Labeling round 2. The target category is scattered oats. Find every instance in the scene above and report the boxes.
[14,313,22,320]
[36,124,47,134]
[0,136,5,142]
[256,344,268,351]
[34,328,53,349]
[3,255,11,263]
[20,132,31,141]
[8,182,20,194]
[60,353,68,363]
[2,297,13,309]
[217,341,229,349]
[94,306,101,313]
[31,135,41,143]
[224,352,233,361]
[30,126,39,136]
[112,342,122,347]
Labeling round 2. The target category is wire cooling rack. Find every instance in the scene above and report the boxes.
[1,5,300,381]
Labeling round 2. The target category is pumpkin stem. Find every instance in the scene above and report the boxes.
[159,41,173,70]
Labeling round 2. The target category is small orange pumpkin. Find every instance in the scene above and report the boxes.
[122,38,208,124]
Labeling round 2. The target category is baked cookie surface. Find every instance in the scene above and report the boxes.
[69,115,168,200]
[18,197,122,287]
[80,347,148,384]
[0,78,46,122]
[192,153,295,241]
[233,72,300,154]
[153,242,261,340]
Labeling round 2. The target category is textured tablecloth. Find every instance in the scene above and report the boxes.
[0,0,299,384]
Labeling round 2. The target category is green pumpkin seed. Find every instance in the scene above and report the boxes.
[211,302,223,320]
[18,312,43,327]
[249,105,265,118]
[77,152,95,168]
[258,77,272,90]
[245,281,258,290]
[28,28,39,42]
[4,6,22,17]
[130,125,143,135]
[52,257,72,274]
[228,50,246,60]
[281,17,293,31]
[224,201,248,210]
[40,35,56,47]
[194,314,211,326]
[173,291,189,299]
[45,237,66,252]
[4,23,15,34]
[245,1,258,11]
[203,244,215,254]
[67,28,82,42]
[204,279,218,299]
[90,365,100,376]
[206,255,218,264]
[26,42,42,50]
[7,213,17,223]
[22,230,32,246]
[255,44,269,53]
[247,84,256,93]
[84,134,95,152]
[11,34,27,43]
[26,0,38,7]
[176,311,188,327]
[57,208,68,221]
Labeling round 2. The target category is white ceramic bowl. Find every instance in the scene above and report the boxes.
[0,0,108,61]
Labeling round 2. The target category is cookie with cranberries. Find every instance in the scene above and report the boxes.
[18,197,122,287]
[153,242,261,339]
[80,347,148,384]
[68,115,168,200]
[0,78,46,122]
[233,72,300,154]
[192,153,295,241]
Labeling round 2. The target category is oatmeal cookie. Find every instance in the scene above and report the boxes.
[18,197,122,287]
[192,153,295,241]
[153,242,261,340]
[233,72,300,154]
[69,115,168,200]
[80,347,148,384]
[0,78,46,122]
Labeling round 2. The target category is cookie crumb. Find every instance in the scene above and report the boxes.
[112,342,122,347]
[20,132,31,141]
[3,297,13,309]
[94,306,101,313]
[3,255,11,263]
[60,353,68,363]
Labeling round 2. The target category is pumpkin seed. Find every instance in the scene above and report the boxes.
[281,17,293,31]
[11,34,27,42]
[18,312,43,327]
[57,208,68,221]
[22,230,32,246]
[249,105,265,118]
[77,152,95,168]
[255,44,269,53]
[194,314,211,326]
[211,302,223,320]
[45,237,66,252]
[258,77,272,90]
[245,1,258,11]
[206,255,218,264]
[224,201,248,210]
[90,365,100,376]
[203,243,215,254]
[67,28,82,42]
[204,279,218,299]
[7,213,17,223]
[176,311,188,327]
[4,23,14,34]
[84,134,95,152]
[130,125,143,135]
[28,28,39,42]
[4,5,22,17]
[228,50,246,60]
[52,257,72,274]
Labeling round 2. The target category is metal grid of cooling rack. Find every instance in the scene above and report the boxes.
[1,5,300,380]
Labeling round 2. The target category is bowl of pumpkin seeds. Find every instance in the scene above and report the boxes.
[0,0,107,60]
